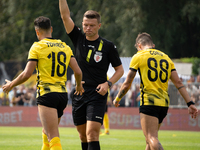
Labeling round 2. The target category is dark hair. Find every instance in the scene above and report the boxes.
[135,32,154,48]
[34,16,51,30]
[83,10,101,23]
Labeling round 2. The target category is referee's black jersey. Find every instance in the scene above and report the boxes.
[68,25,122,87]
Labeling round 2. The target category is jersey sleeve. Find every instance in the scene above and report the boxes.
[65,44,74,57]
[129,53,140,71]
[108,44,122,67]
[68,25,82,48]
[168,56,176,72]
[28,42,39,61]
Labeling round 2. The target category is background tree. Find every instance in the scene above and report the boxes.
[0,0,200,61]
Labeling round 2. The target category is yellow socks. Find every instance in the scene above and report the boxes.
[104,113,109,134]
[42,132,50,150]
[41,132,62,150]
[49,137,62,150]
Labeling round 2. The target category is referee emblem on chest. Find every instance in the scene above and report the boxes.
[94,51,102,63]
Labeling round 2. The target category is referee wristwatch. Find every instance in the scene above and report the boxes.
[107,80,112,88]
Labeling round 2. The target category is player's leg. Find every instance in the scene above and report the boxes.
[87,120,102,150]
[41,128,50,150]
[140,113,164,150]
[86,92,107,149]
[103,113,109,134]
[38,105,62,150]
[100,104,109,135]
[76,123,88,150]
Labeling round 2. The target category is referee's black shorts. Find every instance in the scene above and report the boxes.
[37,92,68,118]
[139,105,168,124]
[72,87,108,126]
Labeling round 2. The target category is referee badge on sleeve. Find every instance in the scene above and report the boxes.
[94,51,102,63]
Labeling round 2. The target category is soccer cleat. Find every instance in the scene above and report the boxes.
[100,132,109,136]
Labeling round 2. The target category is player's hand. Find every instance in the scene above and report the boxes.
[74,81,85,95]
[188,105,198,119]
[2,79,12,94]
[96,82,109,96]
[113,99,120,107]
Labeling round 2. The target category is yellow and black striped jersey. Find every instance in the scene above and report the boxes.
[28,38,74,97]
[129,49,175,107]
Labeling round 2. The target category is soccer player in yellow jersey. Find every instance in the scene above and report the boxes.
[113,32,198,150]
[3,16,84,150]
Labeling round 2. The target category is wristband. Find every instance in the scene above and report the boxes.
[187,101,195,107]
[115,96,121,102]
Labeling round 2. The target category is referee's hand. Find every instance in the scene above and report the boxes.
[96,82,109,96]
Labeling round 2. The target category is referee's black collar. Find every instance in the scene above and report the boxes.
[85,36,101,43]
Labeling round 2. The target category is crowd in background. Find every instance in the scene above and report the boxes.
[175,74,200,107]
[0,84,37,107]
[1,75,200,108]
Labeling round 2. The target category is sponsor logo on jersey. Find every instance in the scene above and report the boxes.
[95,116,103,119]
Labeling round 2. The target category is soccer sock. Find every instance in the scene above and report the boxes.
[42,132,50,150]
[81,142,88,150]
[49,137,62,150]
[104,113,109,133]
[88,141,100,150]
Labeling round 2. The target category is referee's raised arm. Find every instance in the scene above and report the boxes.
[59,0,75,34]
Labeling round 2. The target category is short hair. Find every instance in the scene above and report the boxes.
[34,16,51,30]
[83,10,101,23]
[135,32,154,48]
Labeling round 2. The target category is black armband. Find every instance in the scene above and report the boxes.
[178,86,185,90]
[187,101,195,107]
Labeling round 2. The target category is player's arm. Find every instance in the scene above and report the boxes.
[113,69,136,107]
[170,70,198,118]
[59,0,75,34]
[69,57,84,95]
[3,61,37,93]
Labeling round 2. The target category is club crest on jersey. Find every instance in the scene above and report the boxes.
[94,51,102,63]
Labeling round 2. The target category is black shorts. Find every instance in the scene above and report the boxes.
[72,87,108,126]
[139,105,168,124]
[105,104,108,113]
[37,92,68,118]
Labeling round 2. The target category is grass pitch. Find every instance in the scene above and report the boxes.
[0,126,199,150]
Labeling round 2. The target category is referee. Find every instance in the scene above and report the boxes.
[59,0,124,150]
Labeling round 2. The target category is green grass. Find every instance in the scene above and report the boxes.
[0,127,199,150]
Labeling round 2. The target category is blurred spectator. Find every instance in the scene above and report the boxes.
[66,80,73,106]
[187,75,195,83]
[125,85,133,107]
[135,89,140,107]
[14,85,26,106]
[0,87,3,105]
[196,95,200,107]
[110,84,118,106]
[23,87,36,107]
[196,75,200,83]
[131,84,140,107]
[191,93,197,104]
[0,86,9,106]
[135,84,140,107]
[31,85,37,106]
[117,83,125,107]
[8,87,17,107]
